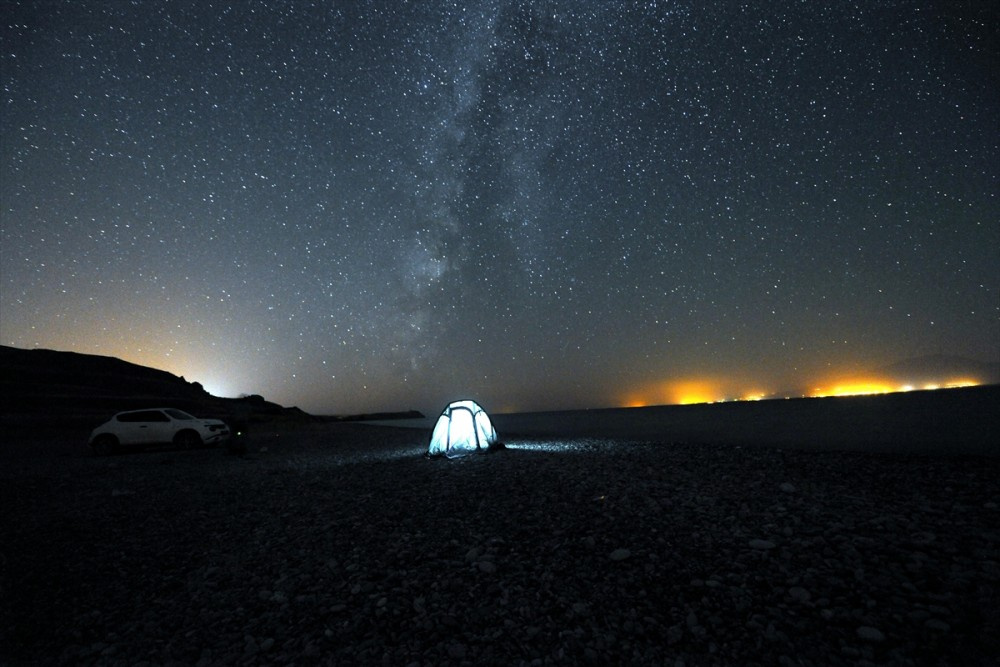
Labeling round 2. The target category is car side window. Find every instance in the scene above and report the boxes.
[118,410,169,422]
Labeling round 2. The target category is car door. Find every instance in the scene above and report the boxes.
[113,410,155,445]
[116,410,169,444]
[141,410,174,443]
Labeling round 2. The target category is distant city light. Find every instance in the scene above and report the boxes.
[809,380,896,398]
[809,378,980,399]
[621,376,982,407]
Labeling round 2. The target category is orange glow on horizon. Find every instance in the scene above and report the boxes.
[619,378,737,408]
[671,380,722,405]
[810,376,981,398]
[810,378,896,398]
[618,374,982,407]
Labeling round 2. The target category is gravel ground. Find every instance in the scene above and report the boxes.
[1,422,998,666]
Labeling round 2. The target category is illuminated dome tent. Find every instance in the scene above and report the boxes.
[427,399,499,458]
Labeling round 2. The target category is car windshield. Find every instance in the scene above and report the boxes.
[164,409,196,420]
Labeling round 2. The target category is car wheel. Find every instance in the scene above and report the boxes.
[173,430,202,450]
[92,434,119,456]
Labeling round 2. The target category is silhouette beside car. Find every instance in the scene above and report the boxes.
[89,408,231,455]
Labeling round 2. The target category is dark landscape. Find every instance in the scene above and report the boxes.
[4,1,998,664]
[1,347,999,665]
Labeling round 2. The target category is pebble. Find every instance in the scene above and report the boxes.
[749,539,776,550]
[780,483,796,493]
[924,619,950,633]
[477,560,497,574]
[856,626,885,642]
[610,548,631,561]
[788,586,811,603]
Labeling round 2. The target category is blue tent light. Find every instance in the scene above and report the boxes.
[427,399,498,458]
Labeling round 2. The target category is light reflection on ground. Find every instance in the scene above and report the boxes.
[502,438,631,454]
[271,439,619,470]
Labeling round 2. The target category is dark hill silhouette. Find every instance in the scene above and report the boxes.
[0,345,308,426]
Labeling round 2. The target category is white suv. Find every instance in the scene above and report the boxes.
[89,408,231,455]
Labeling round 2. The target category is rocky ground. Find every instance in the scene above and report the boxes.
[1,422,998,666]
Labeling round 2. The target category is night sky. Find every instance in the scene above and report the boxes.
[2,1,997,415]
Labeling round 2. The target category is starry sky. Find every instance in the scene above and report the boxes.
[2,1,998,415]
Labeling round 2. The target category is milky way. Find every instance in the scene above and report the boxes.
[2,1,997,414]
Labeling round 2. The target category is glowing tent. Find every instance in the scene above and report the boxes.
[427,399,499,458]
